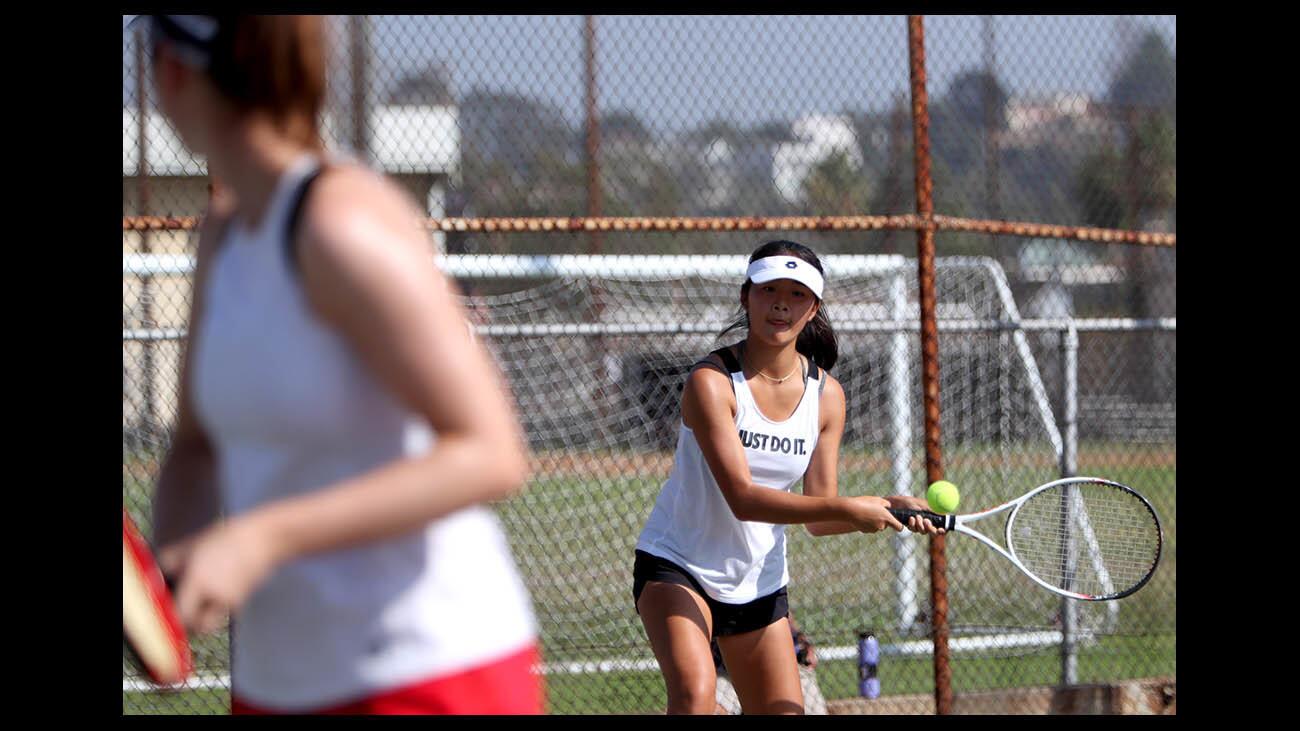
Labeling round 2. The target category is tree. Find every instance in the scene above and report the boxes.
[578,109,681,218]
[456,90,586,253]
[600,110,652,145]
[946,68,1010,132]
[931,68,1010,175]
[868,97,912,254]
[802,151,872,216]
[1109,30,1176,112]
[1075,28,1176,231]
[1073,26,1176,398]
[1074,146,1125,230]
[684,119,744,147]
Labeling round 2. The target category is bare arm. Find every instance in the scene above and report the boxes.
[682,363,899,530]
[242,169,530,562]
[161,169,530,632]
[801,377,863,536]
[151,200,230,547]
[800,375,945,537]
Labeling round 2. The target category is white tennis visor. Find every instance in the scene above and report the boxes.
[745,256,825,299]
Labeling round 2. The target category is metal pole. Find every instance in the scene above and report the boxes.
[1058,324,1079,686]
[907,15,951,716]
[582,15,610,426]
[982,15,1003,264]
[136,30,156,444]
[1122,106,1153,409]
[584,15,603,255]
[350,15,371,164]
[889,269,917,632]
[883,92,907,255]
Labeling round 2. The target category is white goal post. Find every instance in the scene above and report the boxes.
[125,253,1167,674]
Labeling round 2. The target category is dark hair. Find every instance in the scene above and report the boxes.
[719,240,839,370]
[152,15,326,150]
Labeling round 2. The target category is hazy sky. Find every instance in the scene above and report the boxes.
[124,15,1175,134]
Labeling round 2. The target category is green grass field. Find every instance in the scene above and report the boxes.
[125,633,1175,715]
[123,442,1174,714]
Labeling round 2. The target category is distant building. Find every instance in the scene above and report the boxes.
[458,90,575,178]
[123,103,459,437]
[1002,93,1112,150]
[699,137,735,209]
[772,115,863,205]
[678,115,867,213]
[676,123,789,214]
[123,104,459,251]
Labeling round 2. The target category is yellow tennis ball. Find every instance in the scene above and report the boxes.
[926,480,960,514]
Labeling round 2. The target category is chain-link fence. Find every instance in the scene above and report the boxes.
[123,15,1174,714]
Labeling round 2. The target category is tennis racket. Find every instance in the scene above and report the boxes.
[123,509,193,686]
[888,477,1163,601]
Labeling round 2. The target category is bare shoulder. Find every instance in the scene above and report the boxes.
[684,352,735,409]
[691,350,728,375]
[301,162,423,244]
[316,163,414,203]
[292,164,442,323]
[818,370,846,413]
[819,370,844,400]
[298,164,430,263]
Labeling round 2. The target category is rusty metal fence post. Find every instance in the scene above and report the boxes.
[907,14,952,716]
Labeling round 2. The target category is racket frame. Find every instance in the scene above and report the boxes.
[123,510,194,686]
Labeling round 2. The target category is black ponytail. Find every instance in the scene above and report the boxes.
[719,240,839,371]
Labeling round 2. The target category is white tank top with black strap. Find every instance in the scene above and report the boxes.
[637,348,822,604]
[191,154,536,710]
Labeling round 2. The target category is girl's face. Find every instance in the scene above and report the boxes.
[743,276,820,347]
[151,42,219,157]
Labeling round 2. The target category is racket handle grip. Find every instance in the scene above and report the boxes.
[888,508,955,531]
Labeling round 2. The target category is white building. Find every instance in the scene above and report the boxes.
[701,137,735,209]
[124,104,460,250]
[123,104,460,436]
[1003,93,1110,150]
[772,114,864,205]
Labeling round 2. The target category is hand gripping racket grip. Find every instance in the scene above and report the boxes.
[887,508,955,531]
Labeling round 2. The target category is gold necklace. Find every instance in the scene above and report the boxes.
[755,358,801,384]
[743,343,800,385]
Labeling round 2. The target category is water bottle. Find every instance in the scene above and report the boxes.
[857,630,880,699]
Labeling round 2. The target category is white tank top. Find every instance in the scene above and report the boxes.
[191,154,536,710]
[636,349,822,603]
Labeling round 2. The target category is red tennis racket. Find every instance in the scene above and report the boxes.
[123,509,193,686]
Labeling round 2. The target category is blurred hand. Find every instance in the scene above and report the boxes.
[158,516,280,635]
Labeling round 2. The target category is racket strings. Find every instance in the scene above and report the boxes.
[1008,483,1160,598]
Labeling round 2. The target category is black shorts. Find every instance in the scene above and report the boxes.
[632,550,789,638]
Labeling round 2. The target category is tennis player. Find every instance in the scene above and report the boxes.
[140,16,541,714]
[634,240,942,714]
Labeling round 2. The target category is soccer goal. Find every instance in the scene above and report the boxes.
[123,251,1118,685]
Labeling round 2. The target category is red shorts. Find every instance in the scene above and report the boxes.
[231,644,543,715]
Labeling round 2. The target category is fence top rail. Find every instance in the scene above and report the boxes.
[124,318,1175,342]
[124,253,911,278]
[123,252,1172,281]
[123,215,1176,247]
